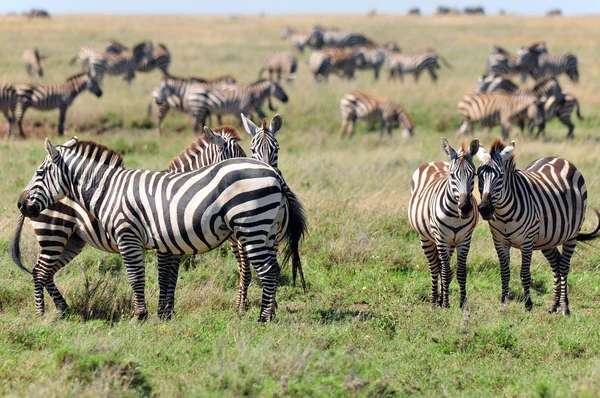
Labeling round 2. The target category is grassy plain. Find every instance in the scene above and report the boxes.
[1,13,600,397]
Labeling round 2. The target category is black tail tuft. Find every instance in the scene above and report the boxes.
[10,214,33,275]
[279,178,308,292]
[577,209,600,242]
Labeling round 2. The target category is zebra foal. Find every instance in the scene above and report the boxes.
[408,138,480,308]
[477,140,600,314]
[258,51,297,83]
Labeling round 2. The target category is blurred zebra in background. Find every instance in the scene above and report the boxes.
[339,91,414,139]
[485,46,528,83]
[258,51,298,83]
[353,45,393,80]
[517,44,579,82]
[532,93,583,139]
[408,138,480,309]
[0,83,17,136]
[13,73,102,138]
[105,40,171,76]
[308,47,367,82]
[281,27,310,53]
[105,39,128,54]
[385,49,452,83]
[477,140,600,315]
[475,74,519,93]
[307,26,374,49]
[23,48,45,78]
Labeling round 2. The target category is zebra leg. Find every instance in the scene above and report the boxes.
[428,68,438,83]
[542,247,561,313]
[422,239,441,308]
[437,244,452,308]
[118,239,148,320]
[560,117,575,139]
[456,241,471,309]
[231,239,251,313]
[156,251,181,320]
[494,241,511,304]
[242,237,278,322]
[501,122,511,140]
[558,240,576,315]
[58,105,67,136]
[374,66,380,81]
[535,122,546,138]
[2,110,12,137]
[15,102,28,139]
[413,72,420,83]
[339,118,348,139]
[347,118,356,139]
[520,245,534,311]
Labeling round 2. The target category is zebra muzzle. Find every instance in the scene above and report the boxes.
[17,198,41,218]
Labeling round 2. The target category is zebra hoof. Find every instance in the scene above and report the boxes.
[524,300,533,312]
[135,309,149,321]
[548,304,558,314]
[561,307,571,316]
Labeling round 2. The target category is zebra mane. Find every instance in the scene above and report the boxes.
[490,138,505,154]
[63,140,124,168]
[212,125,242,142]
[166,127,241,171]
[532,76,559,91]
[157,43,169,52]
[65,72,88,82]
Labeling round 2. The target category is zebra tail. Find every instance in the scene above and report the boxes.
[280,179,308,292]
[575,100,584,120]
[9,214,33,275]
[576,209,600,242]
[147,101,153,117]
[68,55,78,66]
[438,54,453,69]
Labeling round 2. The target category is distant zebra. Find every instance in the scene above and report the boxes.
[408,138,480,308]
[475,74,519,94]
[137,44,171,76]
[105,39,128,54]
[308,47,367,82]
[477,139,600,314]
[517,44,579,82]
[532,93,583,139]
[11,128,245,317]
[385,49,452,83]
[485,46,528,82]
[23,48,45,78]
[464,6,485,14]
[17,137,307,322]
[258,51,298,83]
[307,27,374,49]
[13,73,102,138]
[353,46,389,80]
[0,83,17,136]
[281,27,309,53]
[339,91,414,139]
[457,90,546,139]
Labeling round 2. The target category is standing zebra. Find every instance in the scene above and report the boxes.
[281,27,309,53]
[477,139,600,314]
[258,51,298,83]
[385,49,452,83]
[408,138,480,308]
[105,39,129,54]
[475,74,519,94]
[308,47,367,82]
[516,44,579,82]
[307,27,374,49]
[104,40,170,76]
[17,137,307,322]
[0,83,17,136]
[339,91,414,139]
[10,128,248,317]
[13,73,102,138]
[531,93,583,139]
[23,48,45,78]
[485,46,528,82]
[353,46,389,80]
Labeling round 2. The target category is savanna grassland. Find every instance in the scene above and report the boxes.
[2,13,600,397]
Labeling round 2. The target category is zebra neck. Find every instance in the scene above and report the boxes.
[67,162,122,219]
[249,83,270,103]
[441,179,460,211]
[496,162,519,211]
[65,79,87,98]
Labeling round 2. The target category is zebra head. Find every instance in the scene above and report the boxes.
[476,139,515,220]
[242,113,281,170]
[270,81,289,106]
[442,138,480,219]
[307,29,325,49]
[516,47,540,73]
[202,126,235,162]
[17,137,79,218]
[84,74,103,97]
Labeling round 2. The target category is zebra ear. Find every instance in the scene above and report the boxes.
[468,139,480,158]
[203,127,226,146]
[269,114,283,135]
[45,138,60,162]
[441,138,458,160]
[476,145,490,163]
[500,141,515,160]
[241,113,259,138]
[63,136,78,148]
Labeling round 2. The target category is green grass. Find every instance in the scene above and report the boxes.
[1,13,600,397]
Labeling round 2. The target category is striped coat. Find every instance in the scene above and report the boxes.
[409,139,480,308]
[23,48,44,78]
[339,91,414,139]
[532,93,583,139]
[0,83,17,136]
[385,49,452,83]
[308,47,367,82]
[485,46,528,82]
[258,51,298,83]
[14,73,103,138]
[307,27,373,49]
[516,45,579,82]
[281,27,309,53]
[18,138,307,322]
[477,139,599,314]
[104,40,171,75]
[475,74,519,94]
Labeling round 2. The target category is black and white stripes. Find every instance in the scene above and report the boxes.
[23,48,44,78]
[0,83,17,136]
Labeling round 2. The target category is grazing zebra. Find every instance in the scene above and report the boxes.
[308,47,367,82]
[10,128,249,317]
[385,49,452,83]
[339,91,414,139]
[531,93,583,139]
[408,138,480,308]
[17,137,306,322]
[258,51,298,83]
[23,48,44,78]
[516,44,579,82]
[306,27,374,49]
[281,27,309,53]
[476,139,600,314]
[0,83,17,136]
[13,73,102,138]
[457,90,545,139]
[475,74,519,94]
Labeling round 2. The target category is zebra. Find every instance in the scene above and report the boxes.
[0,83,17,136]
[306,27,374,49]
[23,48,45,78]
[485,46,528,83]
[475,74,519,94]
[457,90,546,139]
[308,48,367,82]
[10,128,250,317]
[408,138,480,308]
[385,49,452,83]
[476,139,600,314]
[258,51,298,83]
[339,91,415,139]
[17,137,307,322]
[105,39,129,54]
[516,44,579,82]
[13,73,102,138]
[353,46,389,80]
[281,27,309,53]
[531,93,583,139]
[104,40,170,75]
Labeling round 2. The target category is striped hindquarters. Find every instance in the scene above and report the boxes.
[23,48,44,78]
[340,91,382,123]
[0,82,17,114]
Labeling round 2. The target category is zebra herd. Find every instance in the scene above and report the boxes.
[409,137,600,314]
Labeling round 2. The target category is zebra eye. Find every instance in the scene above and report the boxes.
[36,169,45,176]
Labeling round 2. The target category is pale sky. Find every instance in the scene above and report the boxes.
[4,1,600,15]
